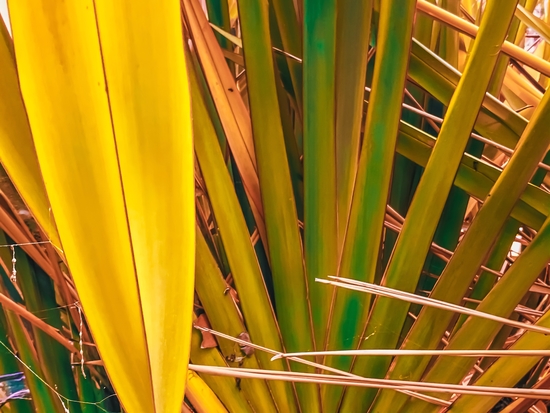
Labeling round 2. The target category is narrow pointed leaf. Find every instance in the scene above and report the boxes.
[195,229,278,413]
[409,39,525,149]
[183,0,267,246]
[340,2,520,411]
[324,2,416,411]
[191,61,298,412]
[303,0,338,348]
[334,0,373,246]
[395,121,548,229]
[271,0,302,108]
[374,85,550,413]
[448,246,550,412]
[239,0,320,406]
[238,0,317,409]
[413,216,550,411]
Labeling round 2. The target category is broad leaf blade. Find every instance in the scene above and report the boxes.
[0,16,60,248]
[93,2,195,412]
[9,2,195,412]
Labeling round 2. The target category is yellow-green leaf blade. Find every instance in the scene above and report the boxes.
[303,0,338,351]
[341,1,520,411]
[326,1,417,410]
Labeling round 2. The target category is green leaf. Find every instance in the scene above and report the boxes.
[409,38,526,147]
[395,122,548,230]
[195,229,278,413]
[0,279,61,412]
[190,59,298,413]
[341,1,520,411]
[303,0,338,350]
[237,0,318,409]
[5,239,81,412]
[270,0,302,108]
[374,59,550,413]
[0,304,33,413]
[205,0,232,51]
[323,1,416,411]
[334,0,373,246]
[446,216,550,413]
[75,368,100,413]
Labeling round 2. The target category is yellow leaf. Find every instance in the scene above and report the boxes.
[186,370,228,413]
[8,1,194,412]
[0,16,61,248]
